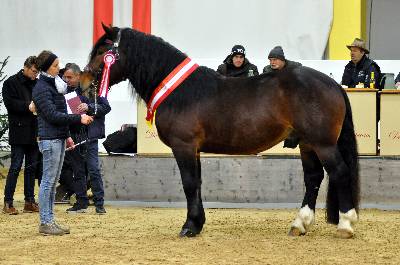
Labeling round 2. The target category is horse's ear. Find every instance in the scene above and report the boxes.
[101,22,113,36]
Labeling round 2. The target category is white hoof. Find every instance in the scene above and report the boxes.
[337,208,358,238]
[291,205,315,234]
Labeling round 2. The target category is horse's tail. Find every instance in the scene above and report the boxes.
[326,88,360,224]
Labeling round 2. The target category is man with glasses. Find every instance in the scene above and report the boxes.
[217,45,259,77]
[2,56,41,214]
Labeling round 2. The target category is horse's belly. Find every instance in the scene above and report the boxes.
[201,129,289,155]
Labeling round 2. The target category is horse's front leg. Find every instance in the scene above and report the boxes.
[289,148,324,236]
[172,148,205,237]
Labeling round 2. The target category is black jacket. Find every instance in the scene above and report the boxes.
[217,56,259,77]
[84,96,111,140]
[32,75,81,140]
[341,55,381,89]
[262,60,302,74]
[2,70,37,145]
[68,87,111,141]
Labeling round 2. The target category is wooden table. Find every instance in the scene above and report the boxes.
[379,89,400,156]
[345,89,378,155]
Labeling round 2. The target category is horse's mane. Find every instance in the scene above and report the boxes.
[121,29,190,102]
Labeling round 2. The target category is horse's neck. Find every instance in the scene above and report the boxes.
[126,33,186,103]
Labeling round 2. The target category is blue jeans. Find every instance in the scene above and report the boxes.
[4,144,40,204]
[73,140,104,207]
[38,139,65,224]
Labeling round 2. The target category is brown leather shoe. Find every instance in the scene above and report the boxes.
[2,203,19,215]
[23,202,39,213]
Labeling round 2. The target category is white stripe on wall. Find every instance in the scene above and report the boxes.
[113,0,133,28]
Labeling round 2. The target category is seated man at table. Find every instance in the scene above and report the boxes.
[217,45,259,77]
[341,38,381,89]
[262,46,302,73]
[263,46,302,148]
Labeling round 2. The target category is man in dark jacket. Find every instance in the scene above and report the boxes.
[55,63,85,204]
[2,56,40,215]
[263,46,302,149]
[263,46,302,73]
[341,38,381,89]
[217,45,259,77]
[66,89,111,214]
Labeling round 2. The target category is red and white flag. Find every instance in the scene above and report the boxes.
[93,0,151,43]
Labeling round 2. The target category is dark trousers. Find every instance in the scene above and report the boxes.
[4,144,40,203]
[73,140,104,207]
[59,152,77,195]
[86,140,104,206]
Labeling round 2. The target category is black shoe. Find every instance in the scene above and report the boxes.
[95,206,106,215]
[66,204,88,214]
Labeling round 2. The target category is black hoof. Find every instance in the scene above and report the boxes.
[179,228,198,237]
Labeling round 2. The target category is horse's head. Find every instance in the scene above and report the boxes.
[81,23,127,98]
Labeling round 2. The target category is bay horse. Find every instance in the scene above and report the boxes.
[81,24,360,239]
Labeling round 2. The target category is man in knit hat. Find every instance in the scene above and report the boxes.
[263,46,302,149]
[217,45,259,77]
[263,46,301,73]
[341,38,381,88]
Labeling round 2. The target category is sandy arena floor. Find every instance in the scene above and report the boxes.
[1,176,400,265]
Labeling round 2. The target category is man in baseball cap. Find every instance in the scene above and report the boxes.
[217,44,259,77]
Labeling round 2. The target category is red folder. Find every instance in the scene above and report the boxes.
[64,92,82,114]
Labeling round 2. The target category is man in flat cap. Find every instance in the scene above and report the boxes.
[341,38,381,89]
[217,45,259,77]
[263,46,301,73]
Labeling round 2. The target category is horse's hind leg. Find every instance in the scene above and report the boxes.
[289,147,324,236]
[172,147,205,237]
[314,145,358,239]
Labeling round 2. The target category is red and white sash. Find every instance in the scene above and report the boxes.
[146,57,199,124]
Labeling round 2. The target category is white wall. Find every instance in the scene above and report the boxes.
[152,0,333,61]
